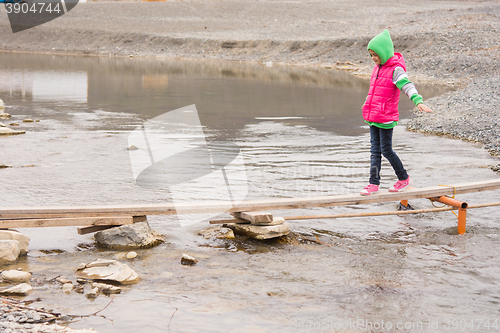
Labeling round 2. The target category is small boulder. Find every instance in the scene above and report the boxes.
[86,287,100,299]
[224,222,290,240]
[56,277,72,284]
[198,226,235,239]
[127,145,139,151]
[94,222,165,249]
[22,118,34,123]
[0,122,5,127]
[0,127,25,135]
[126,251,137,259]
[1,270,31,283]
[181,254,197,266]
[0,164,12,169]
[92,282,122,294]
[0,230,30,255]
[0,99,4,109]
[9,123,19,126]
[76,259,140,285]
[0,240,21,263]
[0,283,33,296]
[0,113,10,119]
[62,283,74,293]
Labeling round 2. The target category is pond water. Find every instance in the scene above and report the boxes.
[0,53,499,333]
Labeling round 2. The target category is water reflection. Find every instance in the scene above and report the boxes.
[0,53,450,136]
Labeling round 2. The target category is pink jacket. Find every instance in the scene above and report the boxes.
[362,53,406,123]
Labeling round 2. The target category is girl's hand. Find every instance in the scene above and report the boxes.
[417,103,433,113]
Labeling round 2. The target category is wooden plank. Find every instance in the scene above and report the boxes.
[0,179,499,219]
[133,216,147,223]
[231,211,273,223]
[0,216,133,229]
[77,225,121,235]
[209,217,249,224]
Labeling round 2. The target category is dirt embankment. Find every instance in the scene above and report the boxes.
[0,0,499,156]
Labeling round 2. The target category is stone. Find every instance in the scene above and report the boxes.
[127,145,139,150]
[0,99,4,109]
[1,270,31,283]
[180,254,197,266]
[0,113,10,119]
[22,119,34,123]
[0,230,30,255]
[76,259,140,284]
[0,122,5,127]
[0,164,12,169]
[0,127,25,135]
[86,287,100,299]
[9,122,19,126]
[224,222,290,240]
[94,222,165,249]
[55,277,72,284]
[198,226,235,239]
[91,282,122,294]
[74,285,85,294]
[126,251,137,259]
[62,283,74,293]
[0,283,33,296]
[251,216,286,226]
[0,240,21,263]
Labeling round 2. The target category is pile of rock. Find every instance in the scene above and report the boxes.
[0,230,30,264]
[223,211,290,240]
[0,269,33,297]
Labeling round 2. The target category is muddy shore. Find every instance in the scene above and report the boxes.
[1,0,499,157]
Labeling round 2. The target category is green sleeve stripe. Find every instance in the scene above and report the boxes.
[411,93,424,106]
[395,77,411,90]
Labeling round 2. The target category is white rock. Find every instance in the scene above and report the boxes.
[22,118,34,123]
[62,283,74,293]
[126,251,137,259]
[56,277,72,284]
[94,222,164,249]
[225,222,290,240]
[181,254,198,266]
[76,259,140,284]
[0,99,4,109]
[127,145,139,150]
[1,270,31,283]
[0,127,25,135]
[0,283,33,295]
[0,122,5,127]
[92,282,122,294]
[0,240,21,263]
[198,226,235,239]
[86,287,100,298]
[0,230,30,255]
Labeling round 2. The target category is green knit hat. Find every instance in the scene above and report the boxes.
[367,29,394,65]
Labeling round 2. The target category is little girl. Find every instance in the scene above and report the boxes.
[360,30,432,196]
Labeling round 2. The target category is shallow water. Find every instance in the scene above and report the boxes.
[0,53,499,333]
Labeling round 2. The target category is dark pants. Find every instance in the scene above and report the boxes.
[369,125,408,185]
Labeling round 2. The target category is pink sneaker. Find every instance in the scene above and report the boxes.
[389,176,413,192]
[360,184,379,196]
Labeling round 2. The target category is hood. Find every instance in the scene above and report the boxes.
[367,29,394,65]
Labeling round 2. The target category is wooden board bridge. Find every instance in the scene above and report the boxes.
[1,179,500,235]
